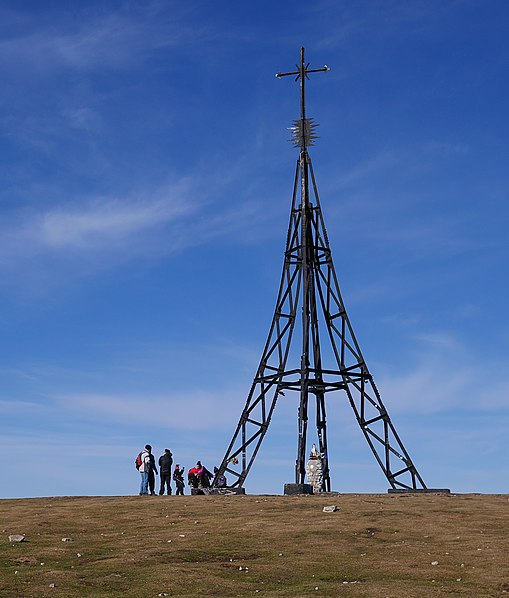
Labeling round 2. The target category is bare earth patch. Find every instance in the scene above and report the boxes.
[1,493,508,597]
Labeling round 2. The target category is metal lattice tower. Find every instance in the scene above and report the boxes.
[217,48,427,493]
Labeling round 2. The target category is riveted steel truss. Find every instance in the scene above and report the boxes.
[217,48,426,492]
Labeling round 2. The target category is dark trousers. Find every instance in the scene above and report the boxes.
[148,470,156,494]
[175,481,184,495]
[159,473,172,495]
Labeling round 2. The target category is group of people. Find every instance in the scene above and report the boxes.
[136,444,227,496]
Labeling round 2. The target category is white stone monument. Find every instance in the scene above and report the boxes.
[305,444,324,493]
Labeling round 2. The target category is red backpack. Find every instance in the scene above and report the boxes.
[135,452,142,469]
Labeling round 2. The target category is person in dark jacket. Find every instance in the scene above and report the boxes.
[147,447,158,495]
[158,449,173,495]
[173,464,185,495]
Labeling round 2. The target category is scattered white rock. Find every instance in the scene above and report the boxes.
[431,561,439,566]
[158,593,168,597]
[40,563,45,566]
[8,534,25,543]
[456,578,462,582]
[323,505,339,513]
[278,553,283,557]
[167,540,172,543]
[14,570,19,575]
[178,534,185,538]
[239,566,243,571]
[49,583,55,588]
[61,537,72,542]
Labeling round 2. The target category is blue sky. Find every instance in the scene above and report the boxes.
[1,0,508,498]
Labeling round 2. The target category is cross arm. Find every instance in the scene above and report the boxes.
[276,65,330,79]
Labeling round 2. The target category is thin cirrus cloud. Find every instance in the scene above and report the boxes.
[1,182,196,256]
[57,389,241,431]
[376,330,509,414]
[38,196,191,250]
[0,5,206,75]
[0,177,269,292]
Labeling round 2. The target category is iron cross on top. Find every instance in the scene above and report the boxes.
[276,47,330,149]
[275,47,330,82]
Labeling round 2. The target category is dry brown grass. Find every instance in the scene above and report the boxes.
[1,493,508,597]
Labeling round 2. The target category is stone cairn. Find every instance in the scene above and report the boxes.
[305,443,325,493]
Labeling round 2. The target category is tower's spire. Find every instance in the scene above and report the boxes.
[276,47,330,149]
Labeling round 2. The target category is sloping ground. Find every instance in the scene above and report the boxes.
[1,493,508,597]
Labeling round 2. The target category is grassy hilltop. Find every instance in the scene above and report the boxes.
[1,493,508,597]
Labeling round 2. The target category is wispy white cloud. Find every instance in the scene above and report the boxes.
[320,142,482,263]
[0,174,269,293]
[0,180,194,266]
[379,361,473,414]
[0,399,45,414]
[38,194,191,250]
[328,149,399,189]
[313,0,454,51]
[377,331,509,414]
[0,5,207,75]
[57,389,242,431]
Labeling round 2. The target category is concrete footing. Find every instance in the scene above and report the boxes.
[190,487,246,495]
[284,483,313,495]
[388,488,451,494]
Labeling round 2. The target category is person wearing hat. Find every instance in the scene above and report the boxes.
[138,444,152,495]
[158,448,173,495]
[147,449,158,495]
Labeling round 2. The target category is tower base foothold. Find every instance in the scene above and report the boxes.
[211,487,246,495]
[284,483,313,495]
[190,487,246,495]
[388,488,451,494]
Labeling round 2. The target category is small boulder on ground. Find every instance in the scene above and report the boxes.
[8,534,25,543]
[323,505,339,513]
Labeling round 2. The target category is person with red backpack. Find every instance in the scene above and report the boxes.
[136,444,152,495]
